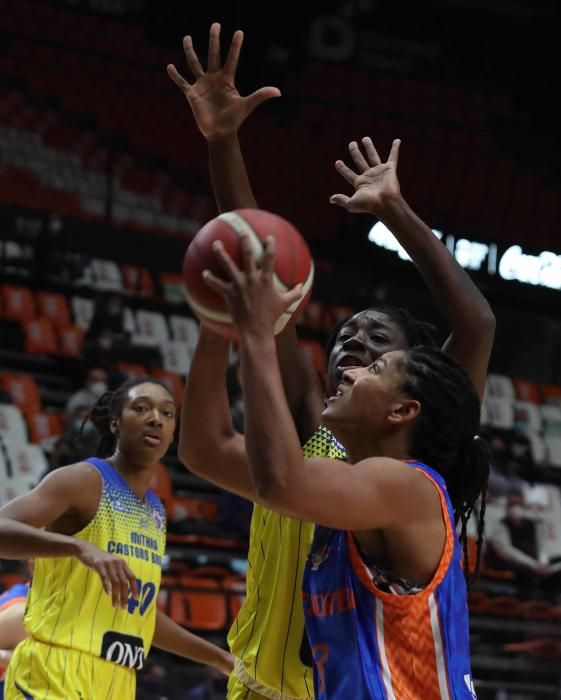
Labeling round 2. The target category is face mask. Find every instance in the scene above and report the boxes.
[88,381,107,398]
[509,505,528,520]
[73,418,95,435]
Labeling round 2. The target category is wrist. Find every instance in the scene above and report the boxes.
[71,538,88,559]
[199,324,230,349]
[207,132,240,148]
[239,323,276,346]
[373,193,408,222]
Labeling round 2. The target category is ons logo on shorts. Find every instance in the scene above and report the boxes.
[101,631,145,670]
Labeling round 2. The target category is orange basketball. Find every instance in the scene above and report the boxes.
[182,209,314,339]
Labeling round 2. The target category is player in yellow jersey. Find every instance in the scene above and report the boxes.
[169,24,495,699]
[0,377,233,699]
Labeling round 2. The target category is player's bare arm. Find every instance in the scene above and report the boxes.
[0,465,138,608]
[331,137,495,400]
[169,23,323,446]
[153,609,234,676]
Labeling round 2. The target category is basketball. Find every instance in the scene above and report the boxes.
[182,209,314,339]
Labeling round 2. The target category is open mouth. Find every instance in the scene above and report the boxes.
[326,386,344,404]
[335,355,367,383]
[143,434,162,447]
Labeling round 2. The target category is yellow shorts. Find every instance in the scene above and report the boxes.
[5,636,136,699]
[227,672,269,700]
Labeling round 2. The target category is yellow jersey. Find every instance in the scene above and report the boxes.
[228,426,346,700]
[23,457,166,670]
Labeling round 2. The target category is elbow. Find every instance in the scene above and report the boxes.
[177,438,205,475]
[479,306,496,334]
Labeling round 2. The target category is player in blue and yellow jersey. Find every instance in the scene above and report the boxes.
[203,236,491,699]
[0,377,233,699]
[170,24,495,699]
[0,569,30,699]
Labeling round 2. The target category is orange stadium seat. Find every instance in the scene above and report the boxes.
[26,411,63,444]
[56,325,85,358]
[150,369,184,404]
[1,285,35,321]
[169,581,227,631]
[0,373,41,414]
[148,462,174,510]
[223,574,247,623]
[35,291,71,330]
[541,383,561,403]
[169,497,219,523]
[512,378,541,405]
[22,318,57,354]
[122,265,154,297]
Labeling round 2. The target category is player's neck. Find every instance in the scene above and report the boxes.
[107,451,156,501]
[335,429,410,465]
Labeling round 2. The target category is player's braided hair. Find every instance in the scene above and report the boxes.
[325,306,438,360]
[84,377,174,458]
[400,346,489,584]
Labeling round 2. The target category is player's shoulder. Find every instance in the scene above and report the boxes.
[302,425,346,459]
[38,460,101,487]
[36,461,103,504]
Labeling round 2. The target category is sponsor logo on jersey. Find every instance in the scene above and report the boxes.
[152,508,164,530]
[101,631,145,669]
[310,544,330,570]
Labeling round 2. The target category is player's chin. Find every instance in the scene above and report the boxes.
[321,395,340,420]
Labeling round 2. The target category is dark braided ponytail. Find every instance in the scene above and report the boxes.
[83,377,174,458]
[399,346,490,584]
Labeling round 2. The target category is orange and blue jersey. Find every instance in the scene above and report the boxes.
[0,582,28,615]
[0,582,29,697]
[302,461,477,700]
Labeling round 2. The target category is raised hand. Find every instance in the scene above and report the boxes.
[202,236,302,335]
[330,137,402,215]
[167,22,281,142]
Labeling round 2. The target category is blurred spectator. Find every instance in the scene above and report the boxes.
[482,427,535,500]
[84,292,132,369]
[137,660,172,699]
[64,367,107,425]
[84,292,161,375]
[486,493,561,600]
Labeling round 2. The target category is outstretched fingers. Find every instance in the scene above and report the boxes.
[166,64,191,92]
[207,22,222,72]
[334,159,358,187]
[182,35,204,79]
[361,137,381,167]
[211,240,243,283]
[329,193,351,209]
[388,138,401,164]
[245,86,282,114]
[348,141,370,173]
[223,29,243,77]
[202,269,231,297]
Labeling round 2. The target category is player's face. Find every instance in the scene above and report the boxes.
[326,311,408,396]
[116,383,176,461]
[323,350,408,432]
